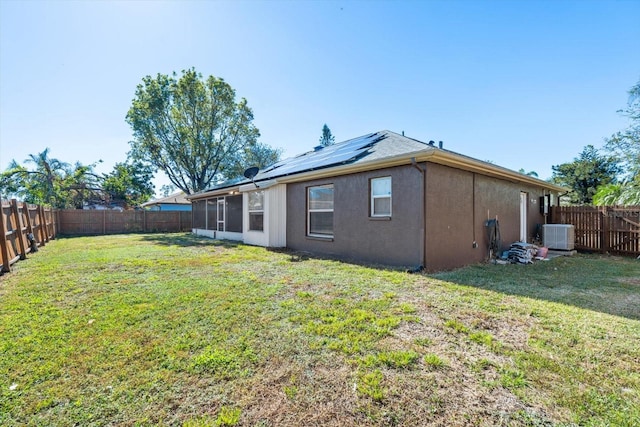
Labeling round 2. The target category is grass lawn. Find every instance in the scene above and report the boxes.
[1,234,638,426]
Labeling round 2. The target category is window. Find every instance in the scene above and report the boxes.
[226,195,243,233]
[248,190,264,231]
[206,199,217,230]
[192,200,206,229]
[307,184,334,237]
[217,199,225,231]
[371,177,391,217]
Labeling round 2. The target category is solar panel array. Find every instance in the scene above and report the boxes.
[254,132,384,181]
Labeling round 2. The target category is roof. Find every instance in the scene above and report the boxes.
[188,130,566,199]
[254,131,430,180]
[141,191,190,207]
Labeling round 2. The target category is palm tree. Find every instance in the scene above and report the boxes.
[23,148,71,206]
[593,182,640,206]
[0,149,100,208]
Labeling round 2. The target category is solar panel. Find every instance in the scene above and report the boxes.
[254,132,383,180]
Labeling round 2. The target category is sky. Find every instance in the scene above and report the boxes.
[1,0,639,196]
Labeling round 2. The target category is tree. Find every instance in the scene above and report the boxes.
[592,183,640,206]
[159,184,177,197]
[518,168,539,177]
[597,79,640,205]
[126,68,279,194]
[605,79,640,180]
[551,145,621,205]
[319,124,335,147]
[0,149,156,209]
[0,149,101,208]
[225,141,283,181]
[102,161,155,208]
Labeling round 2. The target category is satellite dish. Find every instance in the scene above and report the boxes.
[244,166,259,180]
[243,166,260,188]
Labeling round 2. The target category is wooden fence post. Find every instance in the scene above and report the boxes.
[51,208,57,239]
[22,202,36,253]
[10,199,28,260]
[602,207,610,254]
[0,197,11,273]
[38,205,47,245]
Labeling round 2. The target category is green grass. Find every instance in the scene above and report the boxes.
[0,234,638,426]
[423,353,446,369]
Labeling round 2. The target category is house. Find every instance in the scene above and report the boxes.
[141,191,192,212]
[187,131,565,272]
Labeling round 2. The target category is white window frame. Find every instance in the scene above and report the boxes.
[248,190,265,232]
[307,184,334,238]
[371,176,392,217]
[217,198,225,231]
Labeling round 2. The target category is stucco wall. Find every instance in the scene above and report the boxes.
[424,164,478,272]
[286,165,424,267]
[425,163,553,271]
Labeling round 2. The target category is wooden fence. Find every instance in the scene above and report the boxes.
[56,209,192,235]
[551,206,640,256]
[1,198,56,274]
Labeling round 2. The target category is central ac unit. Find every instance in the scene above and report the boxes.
[543,224,575,250]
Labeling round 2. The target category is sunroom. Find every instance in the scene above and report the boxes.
[188,180,286,248]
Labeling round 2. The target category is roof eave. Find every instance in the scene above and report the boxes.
[276,149,567,192]
[186,148,566,200]
[420,150,568,192]
[186,185,242,201]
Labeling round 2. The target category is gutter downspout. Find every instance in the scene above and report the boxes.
[411,158,426,270]
[558,191,570,205]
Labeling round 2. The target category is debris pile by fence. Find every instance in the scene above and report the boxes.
[507,242,540,264]
[0,198,56,274]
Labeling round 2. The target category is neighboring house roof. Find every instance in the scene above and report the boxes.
[141,191,190,207]
[188,130,566,199]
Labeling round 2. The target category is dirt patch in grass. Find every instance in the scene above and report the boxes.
[243,360,362,426]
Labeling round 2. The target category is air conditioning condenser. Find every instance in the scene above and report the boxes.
[543,224,575,250]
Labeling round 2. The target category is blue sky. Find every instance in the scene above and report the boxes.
[1,0,639,195]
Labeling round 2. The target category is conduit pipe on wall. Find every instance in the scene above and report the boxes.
[472,173,477,249]
[411,157,426,270]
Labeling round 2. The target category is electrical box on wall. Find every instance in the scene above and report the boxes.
[539,195,550,215]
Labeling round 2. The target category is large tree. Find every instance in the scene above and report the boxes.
[605,79,640,179]
[319,123,335,147]
[551,145,620,205]
[597,79,640,205]
[126,68,279,194]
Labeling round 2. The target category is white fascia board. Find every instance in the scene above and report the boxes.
[239,179,278,192]
[186,186,241,201]
[187,149,566,200]
[275,149,567,193]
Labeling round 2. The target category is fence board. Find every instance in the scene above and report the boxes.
[0,198,55,274]
[56,209,192,235]
[551,205,640,256]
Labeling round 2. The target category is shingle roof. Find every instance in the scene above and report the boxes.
[189,129,566,197]
[141,191,190,207]
[208,130,431,191]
